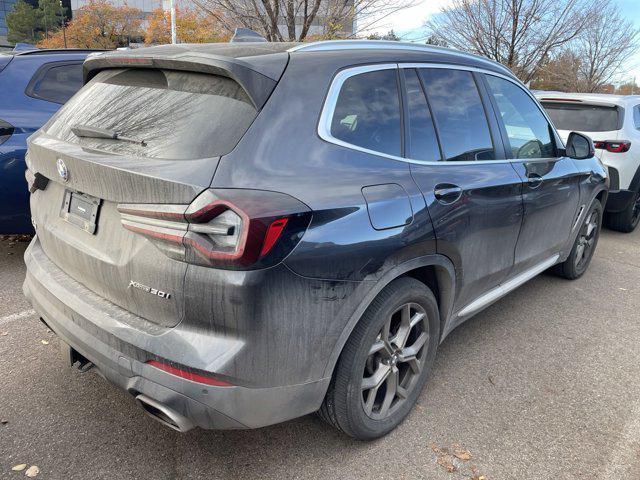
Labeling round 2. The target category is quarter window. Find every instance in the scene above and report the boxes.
[633,106,640,130]
[330,69,402,157]
[485,75,555,159]
[404,69,441,161]
[27,63,83,104]
[419,68,496,161]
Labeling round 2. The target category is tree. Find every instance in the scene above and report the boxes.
[367,30,400,41]
[615,81,639,95]
[38,0,142,49]
[6,0,41,43]
[38,0,65,37]
[7,0,66,44]
[572,0,640,92]
[193,0,416,42]
[427,0,596,83]
[531,49,582,91]
[144,7,229,44]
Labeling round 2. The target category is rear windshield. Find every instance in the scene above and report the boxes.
[45,68,257,159]
[541,102,621,132]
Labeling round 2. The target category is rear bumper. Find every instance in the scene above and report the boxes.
[605,189,636,213]
[23,238,330,430]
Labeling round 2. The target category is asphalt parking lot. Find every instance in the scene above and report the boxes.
[1,227,639,480]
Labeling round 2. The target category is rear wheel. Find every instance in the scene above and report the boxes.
[319,277,439,440]
[555,199,602,280]
[606,190,640,233]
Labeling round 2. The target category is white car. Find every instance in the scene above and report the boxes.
[536,92,640,232]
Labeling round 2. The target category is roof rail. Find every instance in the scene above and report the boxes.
[288,40,512,75]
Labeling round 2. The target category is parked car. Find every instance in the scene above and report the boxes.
[536,92,640,232]
[0,47,100,234]
[23,41,607,440]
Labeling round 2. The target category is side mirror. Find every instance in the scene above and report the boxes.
[565,132,594,160]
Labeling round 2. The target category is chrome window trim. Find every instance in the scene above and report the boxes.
[317,61,564,166]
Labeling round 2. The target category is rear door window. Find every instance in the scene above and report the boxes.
[27,62,83,104]
[541,102,621,132]
[403,69,441,161]
[330,68,402,157]
[45,68,258,160]
[419,68,495,161]
[485,75,555,159]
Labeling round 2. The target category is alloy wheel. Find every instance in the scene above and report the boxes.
[361,302,429,420]
[575,209,599,270]
[632,193,640,226]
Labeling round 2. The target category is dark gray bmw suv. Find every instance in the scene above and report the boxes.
[23,40,607,440]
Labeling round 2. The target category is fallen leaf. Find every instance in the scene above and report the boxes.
[453,448,472,461]
[487,375,495,386]
[11,464,27,471]
[436,455,457,473]
[25,465,40,477]
[0,331,8,336]
[1,418,8,424]
[40,340,49,345]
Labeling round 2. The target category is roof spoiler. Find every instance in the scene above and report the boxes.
[82,51,278,109]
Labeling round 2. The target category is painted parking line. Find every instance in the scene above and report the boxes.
[0,309,36,326]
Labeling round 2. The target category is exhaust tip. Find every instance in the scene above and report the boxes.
[135,394,194,432]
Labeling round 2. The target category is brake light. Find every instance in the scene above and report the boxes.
[594,140,630,153]
[0,119,14,146]
[146,360,233,387]
[118,189,312,270]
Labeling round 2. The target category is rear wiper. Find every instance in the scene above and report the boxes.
[71,125,147,146]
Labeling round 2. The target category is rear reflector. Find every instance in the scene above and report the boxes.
[594,140,631,153]
[260,218,289,257]
[146,360,233,387]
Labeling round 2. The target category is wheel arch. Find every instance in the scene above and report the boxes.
[321,254,456,379]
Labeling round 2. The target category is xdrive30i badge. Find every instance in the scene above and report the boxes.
[128,280,171,299]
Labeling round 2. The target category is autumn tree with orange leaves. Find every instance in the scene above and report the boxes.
[38,0,142,49]
[144,7,229,45]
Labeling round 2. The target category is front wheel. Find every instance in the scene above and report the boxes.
[555,199,603,280]
[318,277,439,440]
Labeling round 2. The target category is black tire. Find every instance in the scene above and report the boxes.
[605,190,640,233]
[555,199,603,280]
[318,277,439,440]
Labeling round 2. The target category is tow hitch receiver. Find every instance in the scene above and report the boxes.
[60,340,94,373]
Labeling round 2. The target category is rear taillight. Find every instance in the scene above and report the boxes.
[594,140,631,153]
[118,189,312,270]
[0,119,14,146]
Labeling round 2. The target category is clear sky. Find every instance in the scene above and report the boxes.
[368,0,640,84]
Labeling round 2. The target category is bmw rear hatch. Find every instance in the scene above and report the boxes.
[25,45,290,328]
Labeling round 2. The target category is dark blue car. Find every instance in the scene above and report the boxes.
[0,47,97,233]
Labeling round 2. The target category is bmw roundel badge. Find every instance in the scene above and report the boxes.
[56,158,69,182]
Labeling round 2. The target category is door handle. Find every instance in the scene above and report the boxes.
[434,184,463,204]
[527,173,543,188]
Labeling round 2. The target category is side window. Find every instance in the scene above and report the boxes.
[485,75,555,159]
[27,63,83,104]
[633,106,640,130]
[330,69,402,157]
[403,69,441,161]
[419,68,495,161]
